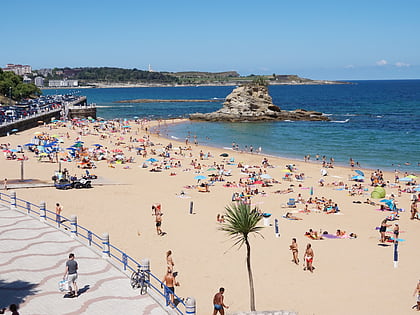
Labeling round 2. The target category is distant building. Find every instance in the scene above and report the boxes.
[34,76,45,87]
[3,64,32,76]
[22,75,32,84]
[37,68,53,76]
[48,79,79,87]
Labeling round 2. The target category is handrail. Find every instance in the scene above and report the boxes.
[0,191,188,314]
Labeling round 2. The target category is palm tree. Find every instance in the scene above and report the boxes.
[219,202,264,311]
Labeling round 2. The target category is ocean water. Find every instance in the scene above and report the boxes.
[43,80,420,172]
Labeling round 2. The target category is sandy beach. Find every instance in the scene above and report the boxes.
[1,118,419,315]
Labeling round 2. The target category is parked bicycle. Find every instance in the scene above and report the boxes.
[130,266,148,295]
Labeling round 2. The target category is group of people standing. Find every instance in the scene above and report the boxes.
[289,238,315,272]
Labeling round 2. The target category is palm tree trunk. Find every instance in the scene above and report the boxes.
[245,237,256,311]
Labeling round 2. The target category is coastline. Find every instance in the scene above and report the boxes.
[1,118,418,314]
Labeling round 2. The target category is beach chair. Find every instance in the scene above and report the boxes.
[287,198,296,208]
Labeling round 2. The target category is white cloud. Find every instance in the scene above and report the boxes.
[395,61,410,67]
[376,59,388,66]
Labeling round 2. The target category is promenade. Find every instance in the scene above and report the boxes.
[0,203,169,315]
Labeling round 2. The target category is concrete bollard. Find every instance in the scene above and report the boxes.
[102,232,110,258]
[70,215,78,237]
[189,201,194,214]
[40,201,46,222]
[185,297,196,314]
[10,191,17,211]
[140,258,150,286]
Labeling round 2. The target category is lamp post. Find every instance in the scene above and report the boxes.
[9,87,12,106]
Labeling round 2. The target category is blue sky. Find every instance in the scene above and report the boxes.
[1,0,419,80]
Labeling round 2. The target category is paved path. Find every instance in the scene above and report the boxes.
[0,203,169,315]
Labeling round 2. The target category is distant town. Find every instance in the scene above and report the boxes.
[2,64,348,89]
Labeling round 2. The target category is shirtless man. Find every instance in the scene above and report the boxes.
[55,203,63,226]
[304,243,314,272]
[289,238,299,264]
[213,287,229,315]
[162,269,179,307]
[155,212,163,235]
[413,280,420,311]
[393,223,400,243]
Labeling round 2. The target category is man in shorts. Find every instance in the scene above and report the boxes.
[162,269,179,307]
[63,253,78,297]
[213,287,229,315]
[413,279,420,311]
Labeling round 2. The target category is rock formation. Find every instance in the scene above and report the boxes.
[189,84,329,122]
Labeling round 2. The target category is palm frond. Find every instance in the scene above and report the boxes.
[219,202,264,248]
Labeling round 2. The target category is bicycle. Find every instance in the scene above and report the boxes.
[130,266,148,295]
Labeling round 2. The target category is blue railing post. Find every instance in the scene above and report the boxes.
[26,201,31,214]
[40,201,46,222]
[122,253,128,271]
[70,215,78,238]
[88,231,92,246]
[10,191,17,210]
[102,233,110,258]
[185,297,196,315]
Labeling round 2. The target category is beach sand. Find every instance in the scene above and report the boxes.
[1,119,419,315]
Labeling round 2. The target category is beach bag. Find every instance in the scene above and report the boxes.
[58,279,69,292]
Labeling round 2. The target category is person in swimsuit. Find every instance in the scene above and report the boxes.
[304,243,314,272]
[155,212,163,235]
[162,269,179,307]
[413,280,420,311]
[166,250,175,273]
[393,223,400,243]
[213,287,228,315]
[379,219,389,243]
[289,238,299,264]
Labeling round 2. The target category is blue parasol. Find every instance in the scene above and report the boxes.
[194,175,207,180]
[355,170,364,176]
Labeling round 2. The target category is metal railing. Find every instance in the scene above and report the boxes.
[0,191,191,314]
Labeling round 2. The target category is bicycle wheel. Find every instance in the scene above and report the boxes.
[140,279,148,295]
[130,271,140,289]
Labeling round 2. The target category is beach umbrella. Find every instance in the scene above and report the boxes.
[24,143,35,146]
[146,158,158,162]
[407,175,418,179]
[399,177,413,182]
[414,187,420,192]
[207,167,217,171]
[123,125,131,128]
[281,169,291,172]
[72,143,83,148]
[310,186,314,195]
[194,175,207,180]
[260,174,272,179]
[355,170,364,176]
[11,129,18,133]
[93,144,103,147]
[220,153,229,157]
[351,175,364,181]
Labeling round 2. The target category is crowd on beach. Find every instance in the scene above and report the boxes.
[2,116,420,313]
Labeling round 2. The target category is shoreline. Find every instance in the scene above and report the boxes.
[152,118,420,174]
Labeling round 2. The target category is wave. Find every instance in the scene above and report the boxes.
[171,136,179,140]
[343,113,357,117]
[331,118,350,123]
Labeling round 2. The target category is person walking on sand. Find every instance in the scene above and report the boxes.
[166,250,175,272]
[213,287,229,315]
[155,212,163,235]
[162,269,179,307]
[304,243,314,272]
[3,178,7,190]
[63,253,78,297]
[290,238,299,265]
[413,280,420,311]
[55,203,63,226]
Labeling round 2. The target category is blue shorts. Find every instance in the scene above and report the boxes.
[214,304,222,310]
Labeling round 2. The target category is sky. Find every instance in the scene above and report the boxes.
[1,0,420,80]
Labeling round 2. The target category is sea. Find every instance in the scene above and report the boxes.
[43,80,420,173]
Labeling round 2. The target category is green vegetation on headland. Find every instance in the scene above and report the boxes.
[0,69,41,103]
[43,67,348,87]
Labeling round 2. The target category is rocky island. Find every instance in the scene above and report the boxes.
[189,81,330,122]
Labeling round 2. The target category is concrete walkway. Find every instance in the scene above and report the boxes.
[0,203,169,315]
